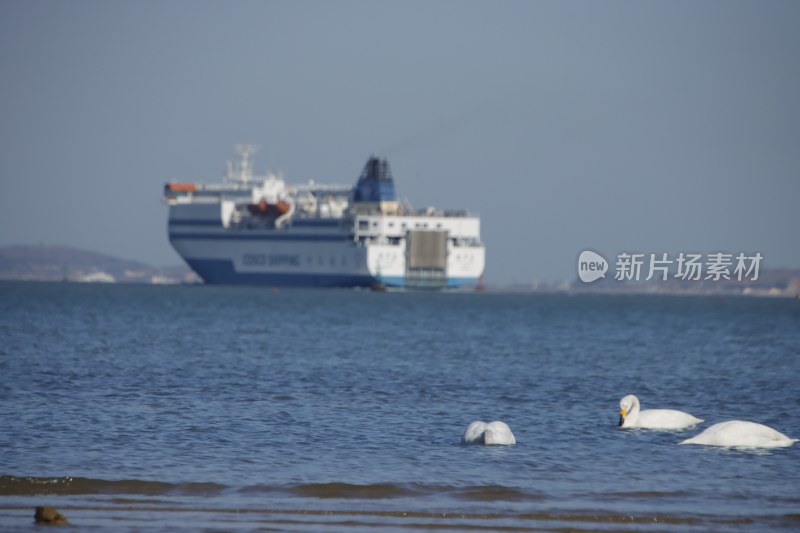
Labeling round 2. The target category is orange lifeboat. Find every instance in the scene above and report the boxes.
[165,182,197,193]
[247,199,292,216]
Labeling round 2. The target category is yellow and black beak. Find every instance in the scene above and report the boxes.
[618,408,627,427]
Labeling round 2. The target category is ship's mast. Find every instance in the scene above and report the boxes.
[233,144,260,183]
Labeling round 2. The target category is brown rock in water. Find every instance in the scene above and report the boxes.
[34,506,68,525]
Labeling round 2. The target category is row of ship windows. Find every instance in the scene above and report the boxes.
[356,236,479,247]
[358,220,444,230]
[306,256,353,267]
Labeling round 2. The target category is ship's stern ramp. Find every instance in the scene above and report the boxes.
[406,230,448,289]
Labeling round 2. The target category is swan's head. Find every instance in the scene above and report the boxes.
[618,394,638,427]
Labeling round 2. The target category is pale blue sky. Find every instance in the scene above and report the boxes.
[1,0,798,283]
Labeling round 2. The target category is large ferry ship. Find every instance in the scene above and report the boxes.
[164,146,485,289]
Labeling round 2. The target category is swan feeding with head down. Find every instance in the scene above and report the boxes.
[680,420,797,448]
[618,394,703,430]
[462,420,516,445]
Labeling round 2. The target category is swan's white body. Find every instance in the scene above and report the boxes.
[680,420,797,448]
[462,420,516,445]
[618,394,703,430]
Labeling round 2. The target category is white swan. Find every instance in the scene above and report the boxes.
[680,420,797,448]
[618,394,703,429]
[461,420,516,445]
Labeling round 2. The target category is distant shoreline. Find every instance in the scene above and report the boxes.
[1,244,798,296]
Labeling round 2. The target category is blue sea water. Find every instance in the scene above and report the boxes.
[0,281,798,531]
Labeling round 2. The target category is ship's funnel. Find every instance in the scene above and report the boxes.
[352,157,398,214]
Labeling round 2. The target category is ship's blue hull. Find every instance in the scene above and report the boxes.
[187,258,477,289]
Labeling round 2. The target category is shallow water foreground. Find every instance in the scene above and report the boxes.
[1,282,798,531]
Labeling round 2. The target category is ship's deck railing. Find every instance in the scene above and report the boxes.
[353,208,476,218]
[291,183,353,193]
[167,181,478,218]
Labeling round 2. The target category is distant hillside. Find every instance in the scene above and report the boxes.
[0,245,199,284]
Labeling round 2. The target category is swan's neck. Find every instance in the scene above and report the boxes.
[627,397,641,423]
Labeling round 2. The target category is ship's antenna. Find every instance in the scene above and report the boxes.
[235,144,260,183]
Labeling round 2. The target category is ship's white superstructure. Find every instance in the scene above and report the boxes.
[165,146,485,288]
